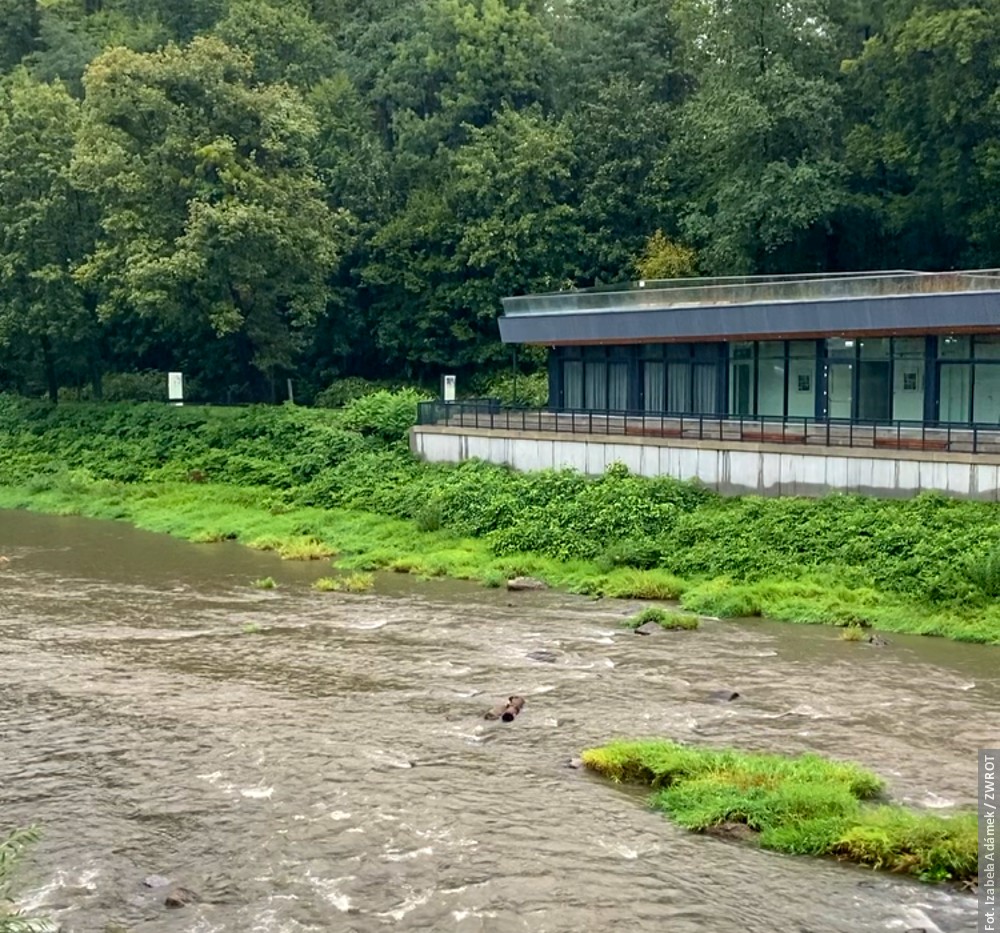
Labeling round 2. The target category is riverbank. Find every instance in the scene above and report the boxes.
[582,740,978,885]
[1,394,999,643]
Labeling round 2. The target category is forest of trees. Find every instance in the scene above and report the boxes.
[0,0,997,402]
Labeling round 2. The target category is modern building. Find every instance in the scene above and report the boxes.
[412,271,1000,499]
[497,270,1000,427]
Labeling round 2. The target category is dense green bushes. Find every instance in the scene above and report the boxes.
[2,393,1000,640]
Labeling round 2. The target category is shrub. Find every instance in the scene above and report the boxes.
[251,577,277,590]
[340,389,430,443]
[621,606,699,631]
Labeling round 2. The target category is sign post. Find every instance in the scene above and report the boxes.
[442,374,456,403]
[168,372,184,407]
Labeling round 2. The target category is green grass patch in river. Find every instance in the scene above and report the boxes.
[582,740,977,884]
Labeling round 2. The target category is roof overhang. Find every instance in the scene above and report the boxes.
[498,291,1000,346]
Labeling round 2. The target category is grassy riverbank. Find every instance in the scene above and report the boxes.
[1,394,999,643]
[582,740,977,884]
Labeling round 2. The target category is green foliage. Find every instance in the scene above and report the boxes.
[313,571,374,592]
[634,231,697,281]
[2,396,1000,642]
[251,576,277,589]
[582,740,975,883]
[621,606,699,631]
[0,826,53,933]
[339,388,429,443]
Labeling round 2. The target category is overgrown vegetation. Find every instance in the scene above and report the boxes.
[1,395,999,642]
[251,577,277,590]
[313,572,374,593]
[582,740,977,884]
[621,606,699,631]
[0,827,51,933]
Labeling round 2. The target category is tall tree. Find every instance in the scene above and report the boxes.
[72,37,351,397]
[666,0,847,274]
[0,72,99,401]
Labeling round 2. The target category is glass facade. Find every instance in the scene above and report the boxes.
[552,335,1000,424]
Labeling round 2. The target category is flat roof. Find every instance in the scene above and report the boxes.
[498,270,1000,345]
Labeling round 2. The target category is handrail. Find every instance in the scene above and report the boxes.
[416,401,1000,454]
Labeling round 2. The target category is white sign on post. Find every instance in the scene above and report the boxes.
[442,374,456,402]
[168,372,184,406]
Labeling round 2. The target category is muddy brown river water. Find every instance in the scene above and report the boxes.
[1,510,998,933]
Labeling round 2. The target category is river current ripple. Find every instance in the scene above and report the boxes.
[0,511,997,932]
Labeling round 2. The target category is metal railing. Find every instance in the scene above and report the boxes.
[416,401,1000,455]
[500,269,1000,316]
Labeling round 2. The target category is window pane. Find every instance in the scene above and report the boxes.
[787,357,814,418]
[828,363,853,419]
[759,340,785,358]
[788,340,815,358]
[666,362,691,412]
[857,361,891,420]
[608,362,628,410]
[893,337,924,358]
[692,363,717,413]
[665,343,691,359]
[563,360,583,409]
[584,362,607,409]
[827,337,856,359]
[974,364,1000,423]
[892,360,924,421]
[729,360,754,415]
[643,361,665,412]
[939,363,971,421]
[940,336,971,359]
[731,341,754,360]
[859,337,890,359]
[976,336,1000,359]
[757,358,785,416]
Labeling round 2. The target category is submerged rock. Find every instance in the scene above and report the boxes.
[143,875,170,889]
[506,576,548,591]
[164,887,199,909]
[867,634,890,647]
[566,757,584,770]
[634,621,666,636]
[707,689,740,702]
[526,650,557,663]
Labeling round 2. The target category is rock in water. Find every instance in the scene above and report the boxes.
[164,887,199,909]
[634,621,665,636]
[143,875,170,889]
[526,650,557,663]
[708,689,740,702]
[867,634,890,647]
[506,576,548,591]
[566,757,583,769]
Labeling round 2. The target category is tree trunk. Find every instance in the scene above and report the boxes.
[40,335,58,404]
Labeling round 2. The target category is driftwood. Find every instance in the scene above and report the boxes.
[484,695,526,722]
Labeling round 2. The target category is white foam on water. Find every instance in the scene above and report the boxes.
[305,873,354,912]
[383,846,434,862]
[241,786,274,799]
[329,810,352,821]
[378,889,431,921]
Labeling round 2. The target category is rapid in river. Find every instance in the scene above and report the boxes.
[1,510,997,933]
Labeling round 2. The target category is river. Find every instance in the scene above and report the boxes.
[0,510,996,933]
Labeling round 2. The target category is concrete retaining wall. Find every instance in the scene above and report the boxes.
[410,426,1000,500]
